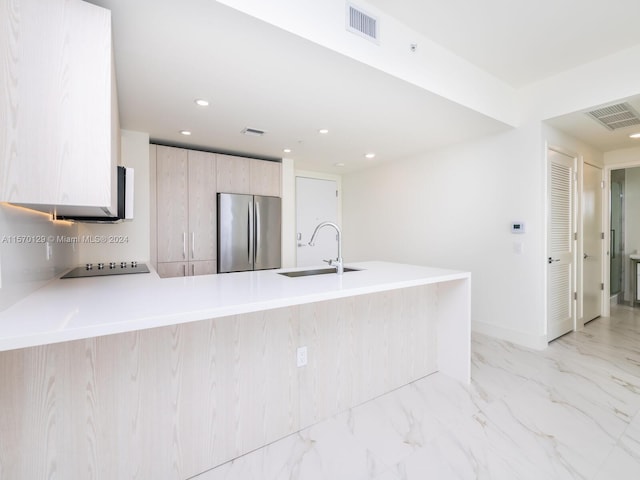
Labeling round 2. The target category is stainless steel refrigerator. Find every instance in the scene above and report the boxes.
[217,193,282,273]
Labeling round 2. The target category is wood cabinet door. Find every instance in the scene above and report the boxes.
[216,154,250,194]
[190,260,217,276]
[250,159,281,197]
[0,0,116,207]
[156,261,216,278]
[188,151,217,262]
[156,261,188,278]
[156,146,189,263]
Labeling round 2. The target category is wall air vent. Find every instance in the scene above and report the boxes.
[586,102,640,131]
[346,2,379,43]
[241,127,266,137]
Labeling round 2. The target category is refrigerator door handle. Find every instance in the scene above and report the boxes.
[248,201,254,265]
[255,201,261,265]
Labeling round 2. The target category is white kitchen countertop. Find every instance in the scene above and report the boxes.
[0,261,470,352]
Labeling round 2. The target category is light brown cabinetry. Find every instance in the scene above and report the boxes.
[0,283,447,478]
[217,154,281,197]
[153,146,281,278]
[155,146,216,277]
[216,154,251,194]
[156,260,217,278]
[0,0,119,211]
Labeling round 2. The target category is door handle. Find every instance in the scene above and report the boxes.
[255,201,261,265]
[248,202,254,264]
[182,232,187,259]
[548,257,560,264]
[191,232,195,259]
[583,253,588,260]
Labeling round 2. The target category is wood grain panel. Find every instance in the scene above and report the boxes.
[234,308,299,455]
[250,159,281,197]
[190,260,217,276]
[0,0,115,207]
[188,150,216,262]
[0,284,451,478]
[157,261,188,278]
[89,332,142,479]
[216,155,250,194]
[156,146,188,263]
[149,145,158,270]
[298,286,439,428]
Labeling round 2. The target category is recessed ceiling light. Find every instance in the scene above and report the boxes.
[194,99,209,107]
[364,153,376,159]
[334,162,345,167]
[283,148,292,153]
[318,129,329,134]
[179,130,192,136]
[630,133,640,139]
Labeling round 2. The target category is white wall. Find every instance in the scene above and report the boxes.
[281,158,296,268]
[342,122,547,348]
[78,130,151,263]
[216,0,518,126]
[0,205,77,311]
[520,45,640,122]
[605,146,640,168]
[0,129,150,312]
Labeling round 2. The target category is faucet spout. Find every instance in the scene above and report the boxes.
[308,221,344,274]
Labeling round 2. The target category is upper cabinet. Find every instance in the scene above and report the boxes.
[0,0,119,212]
[216,154,250,194]
[250,158,282,197]
[216,154,281,197]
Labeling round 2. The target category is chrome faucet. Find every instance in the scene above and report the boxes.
[308,221,344,274]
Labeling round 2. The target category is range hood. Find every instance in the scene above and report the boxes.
[54,166,134,223]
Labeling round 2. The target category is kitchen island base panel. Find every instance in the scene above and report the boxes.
[0,280,468,479]
[299,285,439,427]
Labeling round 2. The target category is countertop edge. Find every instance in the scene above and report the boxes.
[0,262,470,352]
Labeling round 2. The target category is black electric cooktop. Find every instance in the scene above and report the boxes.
[61,262,150,279]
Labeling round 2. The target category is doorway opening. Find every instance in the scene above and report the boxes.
[610,169,625,302]
[610,166,640,307]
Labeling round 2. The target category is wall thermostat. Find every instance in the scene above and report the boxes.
[511,222,525,234]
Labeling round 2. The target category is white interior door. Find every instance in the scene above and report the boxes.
[547,149,576,342]
[295,177,338,267]
[582,163,603,323]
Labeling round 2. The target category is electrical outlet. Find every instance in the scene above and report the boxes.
[296,346,308,367]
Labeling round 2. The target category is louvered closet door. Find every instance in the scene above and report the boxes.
[547,149,576,341]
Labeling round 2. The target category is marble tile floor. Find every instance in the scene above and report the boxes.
[192,305,640,480]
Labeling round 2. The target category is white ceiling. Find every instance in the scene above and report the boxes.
[368,0,640,88]
[88,0,640,172]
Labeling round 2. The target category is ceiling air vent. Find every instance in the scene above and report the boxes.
[346,2,379,43]
[586,103,640,131]
[241,127,266,137]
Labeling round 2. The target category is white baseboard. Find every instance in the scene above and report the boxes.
[472,321,547,350]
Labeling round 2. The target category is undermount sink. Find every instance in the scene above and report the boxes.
[278,267,361,278]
